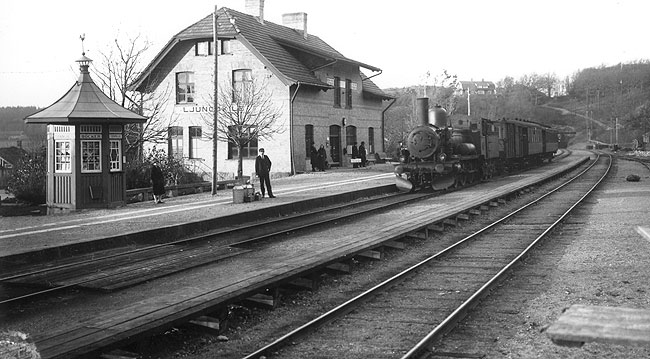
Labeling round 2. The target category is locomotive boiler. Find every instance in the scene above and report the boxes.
[395,97,559,192]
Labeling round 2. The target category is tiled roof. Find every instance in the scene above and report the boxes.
[360,72,393,100]
[0,146,27,166]
[26,65,147,124]
[132,7,383,91]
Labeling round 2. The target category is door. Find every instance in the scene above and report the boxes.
[329,125,341,167]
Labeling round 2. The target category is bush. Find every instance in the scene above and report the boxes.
[7,151,46,204]
[125,147,205,189]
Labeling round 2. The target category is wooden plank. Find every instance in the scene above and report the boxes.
[325,262,350,273]
[457,213,470,221]
[469,209,482,215]
[382,240,405,249]
[357,249,382,260]
[427,224,444,232]
[480,205,489,211]
[188,315,221,332]
[405,231,428,240]
[443,218,457,227]
[288,276,319,291]
[100,349,140,359]
[489,201,498,207]
[546,304,650,347]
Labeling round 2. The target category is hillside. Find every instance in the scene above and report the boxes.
[0,106,46,151]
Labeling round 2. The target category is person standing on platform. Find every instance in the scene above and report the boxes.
[359,141,367,167]
[318,144,327,171]
[151,160,165,204]
[310,141,318,172]
[255,148,275,198]
[352,142,359,168]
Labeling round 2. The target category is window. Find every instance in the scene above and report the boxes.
[168,126,183,158]
[189,126,202,159]
[345,79,352,109]
[55,141,71,173]
[109,140,122,171]
[227,126,258,159]
[333,77,341,107]
[176,72,195,103]
[233,69,253,99]
[195,40,213,56]
[220,39,232,54]
[81,140,101,173]
[346,125,357,148]
[368,127,375,154]
[305,124,314,159]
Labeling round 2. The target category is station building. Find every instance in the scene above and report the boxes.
[131,1,393,179]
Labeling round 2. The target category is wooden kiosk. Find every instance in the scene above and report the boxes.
[25,54,146,212]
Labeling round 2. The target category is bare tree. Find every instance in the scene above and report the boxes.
[203,78,284,179]
[92,33,178,161]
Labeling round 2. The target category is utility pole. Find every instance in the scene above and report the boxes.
[211,4,219,195]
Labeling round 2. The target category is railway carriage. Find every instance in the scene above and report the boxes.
[395,98,559,192]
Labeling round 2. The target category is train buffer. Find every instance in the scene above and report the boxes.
[546,304,650,347]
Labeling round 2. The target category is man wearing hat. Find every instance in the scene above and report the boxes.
[255,148,275,198]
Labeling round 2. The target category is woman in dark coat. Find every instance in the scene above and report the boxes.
[317,144,327,171]
[151,161,165,204]
[310,141,318,172]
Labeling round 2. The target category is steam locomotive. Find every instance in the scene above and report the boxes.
[394,97,559,192]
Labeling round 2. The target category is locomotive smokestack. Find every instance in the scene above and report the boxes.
[416,97,429,126]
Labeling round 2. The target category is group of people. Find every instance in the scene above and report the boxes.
[351,141,368,168]
[309,142,329,172]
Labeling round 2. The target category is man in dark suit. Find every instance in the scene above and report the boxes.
[255,148,275,198]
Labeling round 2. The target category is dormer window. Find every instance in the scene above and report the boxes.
[195,40,213,56]
[220,39,232,55]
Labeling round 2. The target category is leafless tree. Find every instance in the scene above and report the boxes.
[203,78,284,179]
[93,33,178,161]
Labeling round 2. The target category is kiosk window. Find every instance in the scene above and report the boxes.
[81,140,101,173]
[109,140,122,171]
[55,140,71,173]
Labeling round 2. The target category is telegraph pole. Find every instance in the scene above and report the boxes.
[211,4,219,195]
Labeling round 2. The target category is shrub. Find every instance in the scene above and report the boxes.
[125,147,205,189]
[7,151,46,204]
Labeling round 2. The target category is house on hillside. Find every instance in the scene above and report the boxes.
[0,146,27,188]
[457,80,496,95]
[131,0,393,178]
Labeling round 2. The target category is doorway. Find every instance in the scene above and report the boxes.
[329,125,341,166]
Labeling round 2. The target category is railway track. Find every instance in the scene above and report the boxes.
[242,153,610,359]
[0,191,433,304]
[0,151,584,359]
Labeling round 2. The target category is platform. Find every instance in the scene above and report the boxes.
[0,154,590,358]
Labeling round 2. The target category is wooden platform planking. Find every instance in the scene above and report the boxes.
[31,156,588,358]
[4,245,250,292]
[546,304,650,347]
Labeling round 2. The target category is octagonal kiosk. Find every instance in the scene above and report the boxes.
[25,54,146,212]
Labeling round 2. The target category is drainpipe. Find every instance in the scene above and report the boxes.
[381,97,396,153]
[289,82,302,175]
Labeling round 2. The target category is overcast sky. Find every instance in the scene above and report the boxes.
[1,0,648,107]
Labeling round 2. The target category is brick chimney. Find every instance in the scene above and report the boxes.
[245,0,264,23]
[282,12,308,38]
